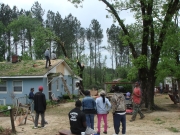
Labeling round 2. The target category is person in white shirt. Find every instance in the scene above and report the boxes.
[95,90,111,134]
[51,51,56,60]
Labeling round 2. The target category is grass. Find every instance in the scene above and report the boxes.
[0,59,62,76]
[153,118,165,124]
[166,127,179,132]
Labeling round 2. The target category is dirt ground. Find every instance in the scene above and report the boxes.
[1,94,180,135]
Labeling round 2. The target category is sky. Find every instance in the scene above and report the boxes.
[1,0,135,68]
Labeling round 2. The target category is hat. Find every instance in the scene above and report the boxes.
[75,100,82,107]
[38,86,43,91]
[99,90,106,96]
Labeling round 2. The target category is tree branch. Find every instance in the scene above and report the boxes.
[101,0,138,58]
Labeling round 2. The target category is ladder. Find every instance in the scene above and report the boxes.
[61,77,72,99]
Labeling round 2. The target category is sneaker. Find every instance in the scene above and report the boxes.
[140,115,145,119]
[34,126,38,129]
[130,119,135,122]
[45,121,48,124]
[41,125,46,128]
[112,134,119,135]
[49,65,52,66]
[103,131,107,134]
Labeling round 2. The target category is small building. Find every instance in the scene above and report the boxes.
[0,59,81,105]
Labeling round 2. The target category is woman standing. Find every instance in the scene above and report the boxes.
[96,90,111,134]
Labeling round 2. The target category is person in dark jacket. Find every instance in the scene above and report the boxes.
[34,86,47,128]
[69,100,87,135]
[28,88,34,113]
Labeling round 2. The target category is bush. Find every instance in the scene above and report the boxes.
[0,105,10,116]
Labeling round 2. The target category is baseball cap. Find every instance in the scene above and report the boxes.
[38,86,43,91]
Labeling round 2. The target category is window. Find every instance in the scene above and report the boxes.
[0,81,7,92]
[13,81,22,92]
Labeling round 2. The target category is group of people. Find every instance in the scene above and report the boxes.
[44,48,57,68]
[28,86,47,128]
[68,81,145,135]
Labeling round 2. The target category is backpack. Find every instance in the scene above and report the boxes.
[114,93,126,111]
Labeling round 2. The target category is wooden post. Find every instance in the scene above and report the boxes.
[10,108,16,133]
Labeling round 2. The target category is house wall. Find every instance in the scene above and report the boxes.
[0,78,44,105]
[50,75,79,99]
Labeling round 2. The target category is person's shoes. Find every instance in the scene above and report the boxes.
[49,65,52,66]
[112,134,119,135]
[103,131,107,134]
[45,67,47,68]
[130,119,135,122]
[140,115,145,119]
[45,121,48,124]
[34,126,38,129]
[41,125,46,128]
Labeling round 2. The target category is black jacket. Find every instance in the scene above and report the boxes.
[34,91,46,112]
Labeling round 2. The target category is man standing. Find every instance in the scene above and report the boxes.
[34,86,47,128]
[69,100,87,135]
[28,88,34,113]
[82,90,96,129]
[111,86,126,135]
[130,82,145,122]
[44,48,51,68]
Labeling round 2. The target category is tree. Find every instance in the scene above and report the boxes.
[69,0,180,109]
[31,1,45,24]
[89,19,103,84]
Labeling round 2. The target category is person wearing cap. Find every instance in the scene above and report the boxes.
[28,88,34,113]
[130,81,145,122]
[82,90,96,130]
[51,51,56,60]
[34,86,47,128]
[44,48,52,68]
[68,100,87,135]
[111,85,126,135]
[95,90,111,134]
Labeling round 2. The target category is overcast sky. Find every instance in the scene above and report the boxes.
[1,0,135,68]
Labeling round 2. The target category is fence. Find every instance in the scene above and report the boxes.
[0,107,16,133]
[15,95,28,107]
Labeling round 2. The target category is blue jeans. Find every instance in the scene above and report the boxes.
[28,99,34,113]
[85,114,95,129]
[113,113,126,134]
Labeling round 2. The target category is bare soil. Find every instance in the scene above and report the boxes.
[1,94,180,135]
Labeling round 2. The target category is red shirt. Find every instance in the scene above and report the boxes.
[132,87,141,104]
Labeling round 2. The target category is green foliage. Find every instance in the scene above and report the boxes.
[0,105,10,116]
[21,52,32,60]
[127,66,138,81]
[153,118,165,124]
[166,127,179,132]
[0,126,4,132]
[133,55,147,69]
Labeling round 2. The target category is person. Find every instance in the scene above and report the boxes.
[28,88,34,113]
[51,51,56,60]
[130,82,145,122]
[111,85,126,135]
[68,100,87,135]
[159,83,163,94]
[125,92,131,100]
[34,86,47,128]
[44,48,51,68]
[82,90,96,129]
[95,90,111,134]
